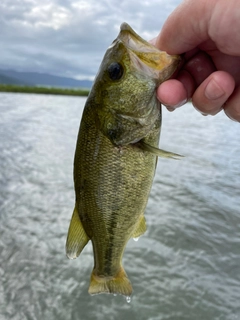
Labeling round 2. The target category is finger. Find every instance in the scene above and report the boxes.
[177,70,195,101]
[157,79,187,110]
[184,51,216,86]
[157,70,195,109]
[157,51,218,110]
[155,0,215,54]
[192,71,235,115]
[224,86,240,122]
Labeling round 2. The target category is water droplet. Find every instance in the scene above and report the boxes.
[133,237,139,242]
[126,296,131,303]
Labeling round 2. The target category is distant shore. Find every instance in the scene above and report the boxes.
[0,84,90,96]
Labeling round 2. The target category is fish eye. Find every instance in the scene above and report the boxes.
[107,62,124,81]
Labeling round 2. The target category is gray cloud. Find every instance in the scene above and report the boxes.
[0,0,181,79]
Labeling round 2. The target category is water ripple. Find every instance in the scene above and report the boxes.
[0,95,239,320]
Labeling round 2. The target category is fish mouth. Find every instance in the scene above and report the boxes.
[117,22,180,83]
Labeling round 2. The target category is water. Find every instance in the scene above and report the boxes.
[0,92,239,320]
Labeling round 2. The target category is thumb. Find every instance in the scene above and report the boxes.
[155,0,215,54]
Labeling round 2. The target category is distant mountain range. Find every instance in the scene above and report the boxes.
[0,69,93,89]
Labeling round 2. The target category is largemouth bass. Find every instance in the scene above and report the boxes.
[66,22,181,297]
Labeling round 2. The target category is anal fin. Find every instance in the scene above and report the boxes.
[66,205,89,259]
[132,215,147,239]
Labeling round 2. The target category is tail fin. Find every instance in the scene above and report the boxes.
[88,267,132,297]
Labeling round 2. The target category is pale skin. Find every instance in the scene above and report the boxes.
[154,0,240,122]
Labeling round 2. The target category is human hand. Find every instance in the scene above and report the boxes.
[155,0,240,122]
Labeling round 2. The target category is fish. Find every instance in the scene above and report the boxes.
[66,22,181,298]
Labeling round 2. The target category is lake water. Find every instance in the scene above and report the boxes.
[0,92,239,320]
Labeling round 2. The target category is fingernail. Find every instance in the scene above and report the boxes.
[166,106,175,112]
[165,98,187,111]
[192,100,209,116]
[173,98,187,108]
[205,80,225,100]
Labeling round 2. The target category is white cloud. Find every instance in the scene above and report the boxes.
[26,4,71,30]
[0,0,182,79]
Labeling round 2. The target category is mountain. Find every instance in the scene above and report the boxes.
[0,69,93,89]
[0,73,31,85]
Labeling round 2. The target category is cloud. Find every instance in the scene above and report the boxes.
[0,0,181,79]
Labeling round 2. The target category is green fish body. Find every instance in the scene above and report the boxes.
[66,23,181,297]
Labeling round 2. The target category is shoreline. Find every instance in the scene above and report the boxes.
[0,84,90,96]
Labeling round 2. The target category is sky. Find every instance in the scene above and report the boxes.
[0,0,182,80]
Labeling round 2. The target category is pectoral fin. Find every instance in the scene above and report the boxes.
[132,215,147,239]
[138,141,183,159]
[66,205,89,259]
